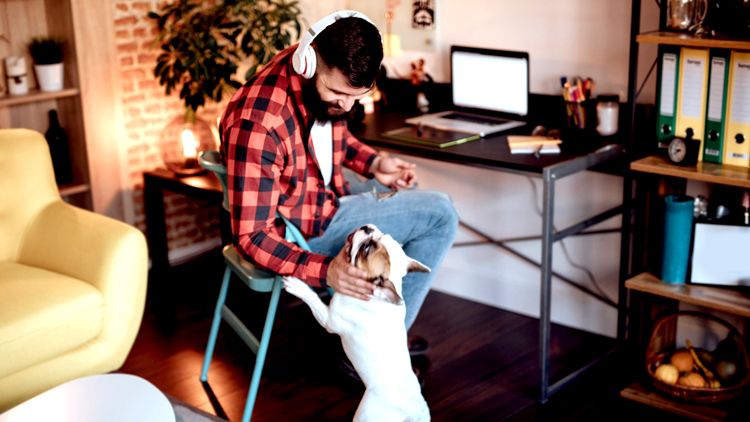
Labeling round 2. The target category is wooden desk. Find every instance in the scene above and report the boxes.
[350,107,626,403]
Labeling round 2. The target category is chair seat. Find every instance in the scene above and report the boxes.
[222,245,276,292]
[0,262,104,379]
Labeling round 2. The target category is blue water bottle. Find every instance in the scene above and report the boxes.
[661,195,694,284]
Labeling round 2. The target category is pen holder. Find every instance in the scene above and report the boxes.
[564,100,595,130]
[661,195,695,284]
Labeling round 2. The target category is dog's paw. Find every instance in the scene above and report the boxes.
[282,276,310,298]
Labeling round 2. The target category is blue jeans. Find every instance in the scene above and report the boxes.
[307,170,459,330]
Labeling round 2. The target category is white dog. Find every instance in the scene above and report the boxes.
[283,224,431,422]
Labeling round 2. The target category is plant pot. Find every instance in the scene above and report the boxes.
[34,63,64,92]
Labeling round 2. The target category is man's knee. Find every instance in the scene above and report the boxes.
[421,191,459,231]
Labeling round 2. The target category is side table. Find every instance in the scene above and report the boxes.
[143,168,230,331]
[143,168,230,272]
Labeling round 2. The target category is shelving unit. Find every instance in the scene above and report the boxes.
[620,2,750,420]
[620,272,750,422]
[0,88,79,107]
[1,0,124,217]
[626,272,750,320]
[631,156,750,189]
[636,31,750,50]
[0,0,90,209]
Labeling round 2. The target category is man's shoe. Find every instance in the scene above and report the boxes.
[408,336,430,356]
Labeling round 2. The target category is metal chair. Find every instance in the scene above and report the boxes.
[198,150,312,422]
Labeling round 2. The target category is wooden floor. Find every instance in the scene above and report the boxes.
[120,250,692,421]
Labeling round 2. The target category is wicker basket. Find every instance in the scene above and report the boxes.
[645,311,750,404]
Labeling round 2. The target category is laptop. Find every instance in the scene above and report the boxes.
[405,46,529,137]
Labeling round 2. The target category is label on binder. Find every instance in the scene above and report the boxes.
[707,58,727,122]
[730,61,750,123]
[681,57,706,118]
[660,54,677,117]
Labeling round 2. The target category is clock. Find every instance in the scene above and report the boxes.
[667,137,700,166]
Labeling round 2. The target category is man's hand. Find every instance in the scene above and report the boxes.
[326,247,375,300]
[372,155,417,190]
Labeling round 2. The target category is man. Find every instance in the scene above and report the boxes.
[220,13,458,376]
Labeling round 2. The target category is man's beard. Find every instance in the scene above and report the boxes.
[301,79,357,124]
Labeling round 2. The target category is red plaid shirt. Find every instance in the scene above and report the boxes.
[220,46,379,287]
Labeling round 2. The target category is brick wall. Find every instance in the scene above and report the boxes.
[113,0,223,262]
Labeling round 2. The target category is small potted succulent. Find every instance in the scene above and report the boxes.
[28,36,65,92]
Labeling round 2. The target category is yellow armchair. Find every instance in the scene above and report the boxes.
[0,129,148,411]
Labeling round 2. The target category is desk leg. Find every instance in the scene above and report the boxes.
[539,169,555,403]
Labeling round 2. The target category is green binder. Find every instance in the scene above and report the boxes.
[702,49,731,164]
[655,45,681,147]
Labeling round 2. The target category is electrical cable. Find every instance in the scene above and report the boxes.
[525,177,616,304]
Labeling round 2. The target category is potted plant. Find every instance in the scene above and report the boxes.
[149,0,303,123]
[28,36,65,92]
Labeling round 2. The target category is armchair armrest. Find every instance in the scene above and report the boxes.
[18,201,148,361]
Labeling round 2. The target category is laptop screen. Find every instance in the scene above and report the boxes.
[451,46,529,117]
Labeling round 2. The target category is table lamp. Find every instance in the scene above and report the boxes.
[159,115,216,176]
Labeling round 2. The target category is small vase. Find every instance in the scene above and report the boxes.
[5,56,29,95]
[34,63,64,92]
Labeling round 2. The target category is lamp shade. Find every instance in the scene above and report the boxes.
[159,115,217,176]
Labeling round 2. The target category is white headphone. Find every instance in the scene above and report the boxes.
[292,10,381,79]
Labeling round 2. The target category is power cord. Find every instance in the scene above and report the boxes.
[526,177,616,304]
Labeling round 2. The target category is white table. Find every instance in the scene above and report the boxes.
[0,374,176,422]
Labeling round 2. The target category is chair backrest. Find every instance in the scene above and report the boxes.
[198,150,230,212]
[198,150,310,250]
[0,129,61,261]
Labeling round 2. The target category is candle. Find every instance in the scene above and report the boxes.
[182,129,196,157]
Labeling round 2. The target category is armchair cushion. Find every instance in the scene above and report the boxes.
[0,262,104,380]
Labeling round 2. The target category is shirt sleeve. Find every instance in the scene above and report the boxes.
[225,119,332,287]
[342,125,379,177]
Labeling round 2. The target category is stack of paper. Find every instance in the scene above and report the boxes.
[507,136,562,155]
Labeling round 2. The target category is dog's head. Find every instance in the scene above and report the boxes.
[345,224,430,305]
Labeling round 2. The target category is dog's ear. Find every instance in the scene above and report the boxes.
[375,279,404,305]
[407,258,431,274]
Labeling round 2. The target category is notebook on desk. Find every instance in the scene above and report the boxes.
[405,46,529,137]
[382,125,480,148]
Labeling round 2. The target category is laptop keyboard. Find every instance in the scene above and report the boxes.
[442,113,509,125]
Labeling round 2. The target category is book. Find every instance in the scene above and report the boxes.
[507,135,561,154]
[382,126,481,148]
